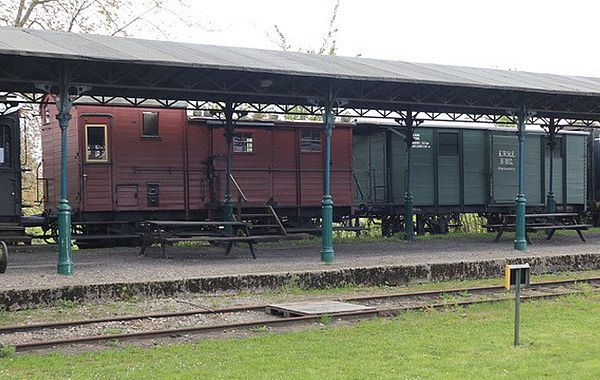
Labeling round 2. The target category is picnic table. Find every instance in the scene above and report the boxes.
[486,213,591,243]
[139,220,282,259]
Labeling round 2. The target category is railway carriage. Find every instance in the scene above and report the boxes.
[353,122,588,235]
[0,111,23,271]
[39,105,354,244]
[1,104,595,247]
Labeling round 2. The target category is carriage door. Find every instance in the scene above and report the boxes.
[437,131,461,206]
[369,131,388,202]
[490,134,518,204]
[81,123,113,211]
[0,118,20,222]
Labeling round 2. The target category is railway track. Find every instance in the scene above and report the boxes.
[2,277,599,352]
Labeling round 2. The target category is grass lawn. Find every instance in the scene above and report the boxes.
[2,292,600,379]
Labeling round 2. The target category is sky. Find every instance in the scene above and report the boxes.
[140,0,600,78]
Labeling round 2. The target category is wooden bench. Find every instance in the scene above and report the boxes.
[529,224,590,242]
[139,220,280,259]
[487,213,591,243]
[162,235,284,258]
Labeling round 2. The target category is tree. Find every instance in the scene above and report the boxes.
[1,0,197,38]
[270,0,340,55]
[1,0,199,208]
[268,0,341,122]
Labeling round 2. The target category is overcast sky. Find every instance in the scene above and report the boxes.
[145,0,600,78]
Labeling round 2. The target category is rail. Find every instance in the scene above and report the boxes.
[4,276,599,351]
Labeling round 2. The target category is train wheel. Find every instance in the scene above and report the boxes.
[0,241,7,273]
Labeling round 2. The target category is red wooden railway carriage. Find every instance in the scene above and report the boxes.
[40,105,353,244]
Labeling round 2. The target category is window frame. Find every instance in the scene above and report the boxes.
[437,132,459,155]
[300,129,322,153]
[84,124,109,163]
[232,132,254,153]
[0,124,11,167]
[141,111,160,138]
[42,104,51,125]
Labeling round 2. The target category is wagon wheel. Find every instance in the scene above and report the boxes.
[0,241,7,274]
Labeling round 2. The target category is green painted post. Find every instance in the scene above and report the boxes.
[514,103,528,251]
[546,119,557,214]
[320,98,335,263]
[403,113,415,241]
[514,269,521,346]
[56,82,74,275]
[222,103,234,232]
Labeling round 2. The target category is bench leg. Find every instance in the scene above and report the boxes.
[161,241,168,259]
[526,233,533,245]
[140,237,148,256]
[494,230,504,242]
[577,230,587,242]
[247,241,256,259]
[546,229,557,241]
[225,241,235,256]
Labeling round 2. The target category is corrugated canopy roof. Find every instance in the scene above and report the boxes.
[2,26,600,121]
[2,26,600,97]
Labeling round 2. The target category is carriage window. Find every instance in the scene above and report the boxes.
[300,130,322,152]
[142,112,159,137]
[42,105,50,124]
[85,124,108,162]
[0,125,11,167]
[233,133,253,152]
[438,132,459,155]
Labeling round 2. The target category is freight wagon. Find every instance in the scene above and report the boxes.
[353,122,588,235]
[0,110,24,271]
[39,105,354,245]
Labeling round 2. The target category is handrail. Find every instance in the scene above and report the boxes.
[35,161,47,205]
[352,172,365,200]
[229,173,248,203]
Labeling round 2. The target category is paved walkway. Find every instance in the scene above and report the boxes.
[1,232,598,291]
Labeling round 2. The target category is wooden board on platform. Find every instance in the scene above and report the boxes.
[265,301,375,317]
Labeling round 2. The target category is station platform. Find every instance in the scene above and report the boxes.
[1,232,600,310]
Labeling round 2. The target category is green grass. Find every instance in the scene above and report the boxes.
[2,293,600,379]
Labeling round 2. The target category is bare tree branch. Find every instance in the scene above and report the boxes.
[109,0,164,36]
[268,0,340,55]
[272,24,291,51]
[318,0,339,55]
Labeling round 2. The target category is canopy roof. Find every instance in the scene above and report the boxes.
[1,27,600,120]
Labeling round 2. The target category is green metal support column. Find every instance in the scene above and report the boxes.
[514,103,528,251]
[546,118,557,214]
[320,94,335,263]
[222,102,235,228]
[402,112,415,241]
[56,76,75,275]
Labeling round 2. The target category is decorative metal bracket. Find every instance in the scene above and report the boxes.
[0,93,22,115]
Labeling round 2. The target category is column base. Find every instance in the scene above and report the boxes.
[404,192,414,241]
[546,192,556,214]
[514,193,527,251]
[320,194,334,263]
[57,199,74,275]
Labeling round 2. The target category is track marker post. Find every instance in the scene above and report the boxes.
[505,263,530,346]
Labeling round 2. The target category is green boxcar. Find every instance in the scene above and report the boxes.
[353,123,588,230]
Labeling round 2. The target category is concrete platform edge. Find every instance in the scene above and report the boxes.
[1,253,599,311]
